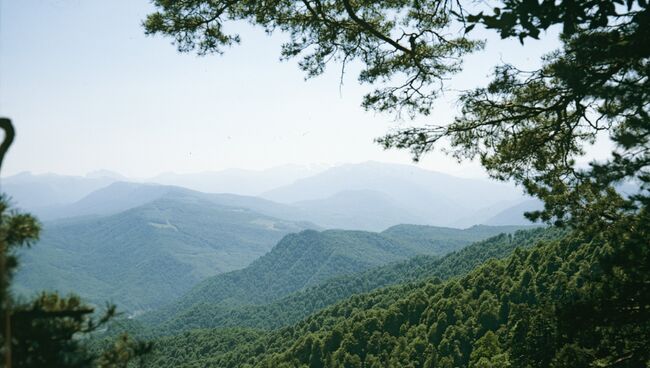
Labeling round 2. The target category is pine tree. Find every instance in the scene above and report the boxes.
[0,118,149,367]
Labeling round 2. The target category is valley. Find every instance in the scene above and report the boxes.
[8,161,642,368]
[9,163,535,313]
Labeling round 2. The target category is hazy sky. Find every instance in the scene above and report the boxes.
[1,0,571,179]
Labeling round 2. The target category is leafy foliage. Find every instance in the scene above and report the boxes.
[142,328,263,368]
[379,1,649,229]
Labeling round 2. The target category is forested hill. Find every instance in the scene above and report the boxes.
[14,191,314,311]
[381,224,529,255]
[141,225,527,327]
[145,227,558,336]
[140,225,644,368]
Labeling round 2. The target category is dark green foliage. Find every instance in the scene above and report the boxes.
[143,328,263,368]
[144,0,480,118]
[142,225,524,329]
[8,293,96,368]
[381,224,530,255]
[379,2,650,232]
[0,194,149,367]
[142,214,648,367]
[15,191,312,311]
[151,227,556,335]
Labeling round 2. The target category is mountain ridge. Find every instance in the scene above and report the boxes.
[15,190,315,311]
[141,224,530,328]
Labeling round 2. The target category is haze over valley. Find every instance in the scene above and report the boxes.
[6,161,540,313]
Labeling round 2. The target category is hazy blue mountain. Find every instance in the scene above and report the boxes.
[144,224,527,327]
[262,161,524,227]
[85,169,128,181]
[0,172,116,211]
[6,163,531,230]
[33,181,312,224]
[449,199,523,228]
[0,165,322,219]
[14,191,314,312]
[50,183,435,231]
[292,190,425,231]
[35,182,183,220]
[148,164,326,196]
[34,180,520,231]
[483,199,544,225]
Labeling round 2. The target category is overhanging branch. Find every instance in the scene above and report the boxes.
[340,0,412,54]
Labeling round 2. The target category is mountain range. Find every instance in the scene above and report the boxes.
[3,162,539,229]
[14,189,315,311]
[142,224,527,326]
[10,161,539,313]
[112,226,561,368]
[262,161,526,228]
[1,172,117,211]
[8,162,626,367]
[149,164,327,196]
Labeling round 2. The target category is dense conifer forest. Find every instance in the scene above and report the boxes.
[137,222,646,367]
[114,227,553,338]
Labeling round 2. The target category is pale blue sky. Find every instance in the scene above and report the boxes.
[0,0,566,179]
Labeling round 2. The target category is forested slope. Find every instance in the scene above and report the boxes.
[151,227,555,334]
[142,225,525,327]
[381,224,530,255]
[15,191,313,311]
[138,221,648,367]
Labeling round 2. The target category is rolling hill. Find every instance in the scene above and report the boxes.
[14,190,315,312]
[135,225,636,368]
[141,224,528,329]
[141,227,556,336]
[238,229,635,368]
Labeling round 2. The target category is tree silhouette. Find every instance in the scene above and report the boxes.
[0,118,150,367]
